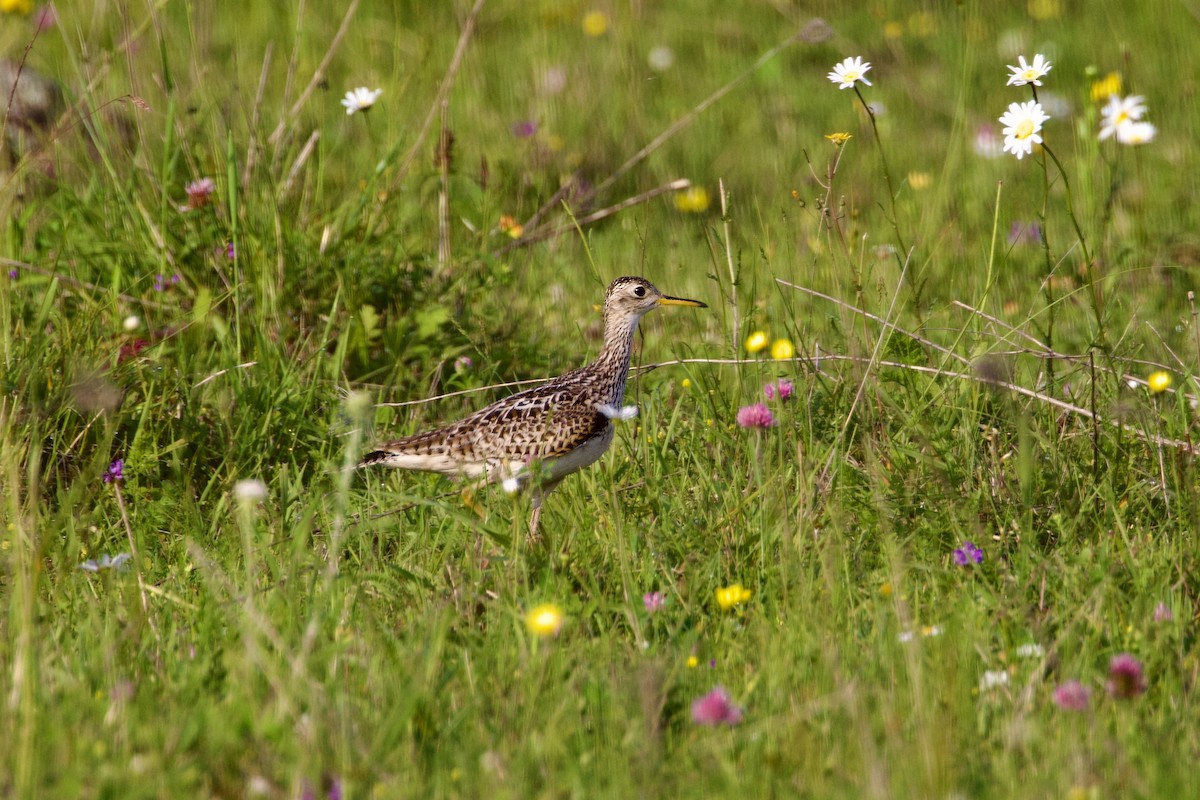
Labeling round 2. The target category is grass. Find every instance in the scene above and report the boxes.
[3,0,1200,796]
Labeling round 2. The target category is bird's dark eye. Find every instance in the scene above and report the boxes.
[633,285,646,297]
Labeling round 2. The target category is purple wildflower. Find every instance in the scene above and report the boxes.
[690,686,743,726]
[102,459,124,483]
[184,177,216,211]
[642,592,665,613]
[1052,680,1091,711]
[225,242,236,260]
[511,120,538,138]
[1153,602,1173,622]
[454,356,474,372]
[154,274,166,292]
[7,268,16,279]
[1106,654,1147,699]
[1007,221,1043,246]
[33,6,58,31]
[736,403,776,429]
[763,379,794,401]
[952,541,983,566]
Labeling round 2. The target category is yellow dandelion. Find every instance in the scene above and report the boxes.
[770,338,795,360]
[674,186,710,213]
[744,331,769,354]
[525,603,564,637]
[715,583,752,610]
[880,581,893,598]
[681,378,692,389]
[0,0,33,14]
[824,132,853,146]
[582,11,609,37]
[686,655,699,668]
[1147,371,1172,393]
[1090,72,1122,103]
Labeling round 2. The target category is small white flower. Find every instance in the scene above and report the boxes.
[1098,95,1147,141]
[341,87,382,115]
[827,57,872,90]
[979,669,1010,692]
[647,45,674,72]
[1115,120,1156,145]
[596,404,639,421]
[234,479,268,502]
[122,315,141,332]
[1006,54,1052,87]
[999,100,1049,160]
[501,476,521,494]
[1015,643,1045,659]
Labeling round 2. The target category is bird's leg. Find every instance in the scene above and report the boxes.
[528,501,543,544]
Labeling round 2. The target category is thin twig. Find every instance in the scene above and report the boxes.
[193,361,257,389]
[267,0,360,147]
[388,0,486,189]
[493,179,691,257]
[591,19,831,198]
[776,277,966,365]
[436,101,452,273]
[278,129,319,197]
[241,42,274,190]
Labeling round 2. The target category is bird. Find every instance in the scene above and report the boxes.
[359,276,707,537]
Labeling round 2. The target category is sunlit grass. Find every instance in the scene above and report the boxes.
[2,0,1199,797]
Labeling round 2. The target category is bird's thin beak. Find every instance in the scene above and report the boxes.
[658,294,707,308]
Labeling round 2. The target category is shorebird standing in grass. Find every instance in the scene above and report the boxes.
[359,276,706,538]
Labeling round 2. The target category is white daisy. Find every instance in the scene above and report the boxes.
[341,87,382,115]
[999,100,1049,160]
[1115,120,1156,145]
[1098,95,1147,141]
[979,669,1010,692]
[1006,54,1052,87]
[827,57,872,90]
[1015,643,1045,659]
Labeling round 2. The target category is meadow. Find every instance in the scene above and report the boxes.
[2,0,1200,796]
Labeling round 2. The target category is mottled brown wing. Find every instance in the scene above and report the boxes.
[446,379,608,462]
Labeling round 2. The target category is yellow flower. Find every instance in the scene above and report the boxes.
[907,171,932,190]
[824,132,853,146]
[674,186,710,213]
[582,11,609,37]
[715,584,752,610]
[1147,371,1172,393]
[744,331,768,354]
[0,0,33,14]
[1090,72,1122,103]
[882,21,903,40]
[681,378,692,389]
[686,655,699,668]
[770,338,795,360]
[525,603,564,637]
[1027,0,1061,19]
[880,581,893,598]
[498,214,523,238]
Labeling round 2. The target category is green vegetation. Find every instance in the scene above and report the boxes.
[3,1,1199,796]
